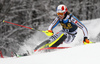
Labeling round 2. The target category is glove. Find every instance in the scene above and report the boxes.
[83,37,92,45]
[42,30,53,36]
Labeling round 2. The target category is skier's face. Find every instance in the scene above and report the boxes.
[57,12,65,19]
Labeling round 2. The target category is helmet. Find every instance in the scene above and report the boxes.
[56,4,68,14]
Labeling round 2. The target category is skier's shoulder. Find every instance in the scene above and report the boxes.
[66,11,76,20]
[68,13,80,23]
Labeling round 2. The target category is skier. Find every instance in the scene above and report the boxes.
[34,4,92,50]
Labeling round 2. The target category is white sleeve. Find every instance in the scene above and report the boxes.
[48,17,60,30]
[71,17,88,37]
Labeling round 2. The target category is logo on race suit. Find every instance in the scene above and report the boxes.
[60,23,72,29]
[72,19,78,24]
[77,22,83,28]
[50,34,58,40]
[72,19,83,28]
[72,19,75,21]
[75,21,78,24]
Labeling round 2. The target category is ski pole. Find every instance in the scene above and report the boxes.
[3,20,44,32]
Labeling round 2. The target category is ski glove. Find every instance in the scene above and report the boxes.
[42,30,53,36]
[83,37,92,45]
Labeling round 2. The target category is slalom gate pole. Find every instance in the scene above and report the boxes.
[0,51,4,58]
[3,20,43,32]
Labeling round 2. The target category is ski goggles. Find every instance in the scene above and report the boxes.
[57,13,64,16]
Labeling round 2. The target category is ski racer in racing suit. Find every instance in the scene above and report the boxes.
[34,4,92,50]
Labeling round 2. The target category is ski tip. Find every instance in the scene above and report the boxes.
[3,20,5,22]
[31,28,34,29]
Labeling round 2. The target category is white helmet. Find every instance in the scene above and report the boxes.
[56,4,68,14]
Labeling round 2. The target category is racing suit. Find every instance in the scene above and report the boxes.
[47,12,88,47]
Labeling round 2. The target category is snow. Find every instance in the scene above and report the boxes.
[1,43,100,64]
[0,18,100,64]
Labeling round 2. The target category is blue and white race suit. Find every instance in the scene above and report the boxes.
[48,13,88,44]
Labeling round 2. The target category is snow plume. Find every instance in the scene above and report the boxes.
[18,18,100,54]
[82,19,100,42]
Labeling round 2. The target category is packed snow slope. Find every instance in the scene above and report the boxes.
[0,43,100,64]
[1,18,100,64]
